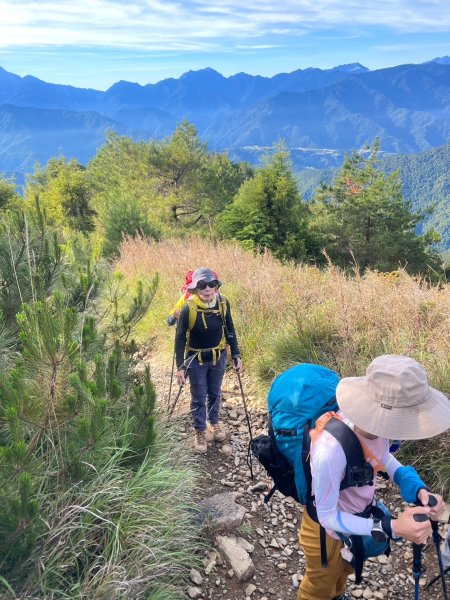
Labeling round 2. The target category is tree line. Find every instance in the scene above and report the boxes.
[1,121,444,276]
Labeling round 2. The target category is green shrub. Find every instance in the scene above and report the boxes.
[103,193,160,258]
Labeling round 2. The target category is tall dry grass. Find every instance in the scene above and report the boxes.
[115,236,449,387]
[115,236,450,495]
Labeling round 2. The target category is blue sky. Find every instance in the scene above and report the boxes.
[0,0,449,90]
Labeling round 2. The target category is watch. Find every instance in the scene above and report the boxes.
[371,518,389,543]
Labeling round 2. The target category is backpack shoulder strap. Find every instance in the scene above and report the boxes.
[217,293,227,321]
[187,298,197,331]
[323,417,374,490]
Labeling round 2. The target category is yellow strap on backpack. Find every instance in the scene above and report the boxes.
[186,294,227,364]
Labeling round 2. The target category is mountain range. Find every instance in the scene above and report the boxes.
[1,58,450,180]
[0,58,449,251]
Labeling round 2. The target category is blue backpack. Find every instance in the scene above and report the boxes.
[250,362,389,585]
[251,363,373,505]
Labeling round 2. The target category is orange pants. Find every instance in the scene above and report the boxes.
[297,510,354,600]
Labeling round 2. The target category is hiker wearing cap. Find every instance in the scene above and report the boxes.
[298,355,450,600]
[175,268,242,453]
[167,270,219,326]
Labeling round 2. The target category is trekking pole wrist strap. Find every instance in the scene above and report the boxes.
[381,516,394,539]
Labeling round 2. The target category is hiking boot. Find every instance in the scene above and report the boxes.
[211,422,226,442]
[193,430,207,453]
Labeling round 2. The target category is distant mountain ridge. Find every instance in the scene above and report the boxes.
[0,59,449,174]
[1,59,450,252]
[0,63,369,114]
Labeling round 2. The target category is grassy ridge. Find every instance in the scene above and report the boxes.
[114,236,450,496]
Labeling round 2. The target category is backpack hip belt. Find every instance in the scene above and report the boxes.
[187,344,226,365]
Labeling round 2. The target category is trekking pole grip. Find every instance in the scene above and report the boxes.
[421,493,439,531]
[413,514,430,522]
[427,494,438,508]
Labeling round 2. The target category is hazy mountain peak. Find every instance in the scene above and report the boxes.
[431,56,450,65]
[180,67,223,81]
[334,63,369,73]
[107,80,143,91]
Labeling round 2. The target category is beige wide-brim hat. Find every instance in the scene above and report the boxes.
[336,355,450,440]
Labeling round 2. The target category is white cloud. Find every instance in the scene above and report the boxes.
[0,0,449,51]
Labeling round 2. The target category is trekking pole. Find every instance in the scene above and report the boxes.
[411,495,444,600]
[168,384,184,418]
[167,347,176,410]
[167,318,178,410]
[234,360,253,441]
[412,514,428,600]
[426,567,450,591]
[233,359,254,479]
[427,494,449,600]
[167,353,198,418]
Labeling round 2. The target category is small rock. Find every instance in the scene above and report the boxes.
[235,536,255,553]
[352,590,363,598]
[187,587,202,599]
[221,479,235,487]
[245,584,257,596]
[221,444,233,456]
[291,574,299,588]
[189,568,203,585]
[216,535,255,582]
[363,587,373,599]
[198,492,246,531]
[249,481,267,493]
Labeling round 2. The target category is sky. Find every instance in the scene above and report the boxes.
[0,0,449,90]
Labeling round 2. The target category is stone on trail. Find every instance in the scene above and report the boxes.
[187,586,202,599]
[198,492,246,531]
[235,536,254,553]
[220,444,233,455]
[189,568,203,585]
[216,535,255,582]
[245,583,257,596]
[248,481,267,493]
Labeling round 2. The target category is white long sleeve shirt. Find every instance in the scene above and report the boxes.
[310,417,402,539]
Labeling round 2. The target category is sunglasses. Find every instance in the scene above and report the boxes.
[196,280,218,290]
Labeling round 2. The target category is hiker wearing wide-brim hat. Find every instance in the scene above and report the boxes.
[174,267,242,454]
[298,355,449,600]
[336,354,450,440]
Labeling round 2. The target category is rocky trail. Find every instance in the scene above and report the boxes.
[144,355,449,600]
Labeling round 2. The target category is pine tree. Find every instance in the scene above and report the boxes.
[310,141,443,274]
[0,203,158,585]
[219,147,311,262]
